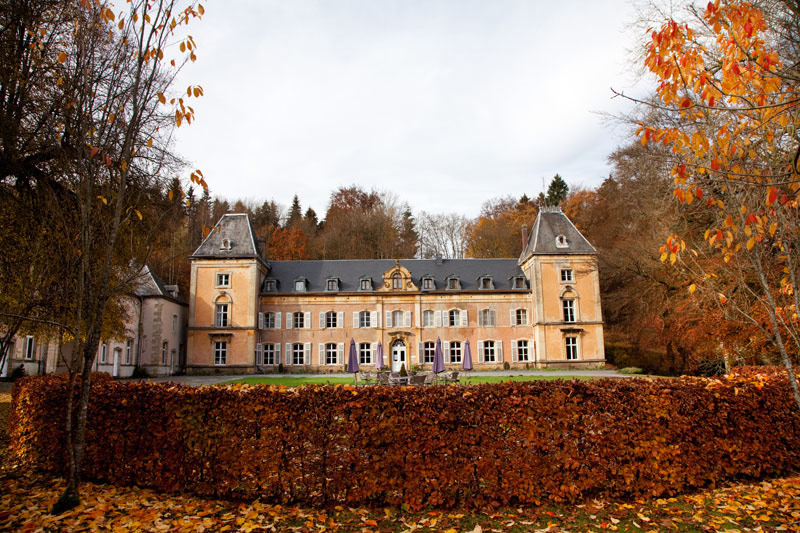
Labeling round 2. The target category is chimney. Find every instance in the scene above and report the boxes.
[435,255,443,265]
[521,224,529,250]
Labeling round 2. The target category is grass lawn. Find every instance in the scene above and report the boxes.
[217,374,598,386]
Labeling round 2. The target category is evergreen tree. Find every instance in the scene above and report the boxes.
[287,195,303,227]
[546,174,569,206]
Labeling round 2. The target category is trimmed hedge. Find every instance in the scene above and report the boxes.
[10,374,800,509]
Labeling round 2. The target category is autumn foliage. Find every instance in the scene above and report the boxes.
[10,376,800,509]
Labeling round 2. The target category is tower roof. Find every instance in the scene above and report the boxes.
[191,213,266,263]
[519,207,596,263]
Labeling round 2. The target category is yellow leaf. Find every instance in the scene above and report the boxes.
[168,189,174,201]
[56,77,63,86]
[769,222,778,237]
[689,283,696,293]
[120,160,127,172]
[135,209,142,220]
[158,92,166,104]
[746,237,755,250]
[198,4,205,15]
[660,252,668,262]
[669,252,677,264]
[58,52,67,63]
[118,19,124,30]
[147,137,153,147]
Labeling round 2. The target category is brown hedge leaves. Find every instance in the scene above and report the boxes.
[9,375,800,509]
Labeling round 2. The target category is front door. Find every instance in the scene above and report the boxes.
[391,340,406,373]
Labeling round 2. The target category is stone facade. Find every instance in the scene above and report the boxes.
[186,209,605,374]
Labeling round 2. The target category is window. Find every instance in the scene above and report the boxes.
[125,340,132,364]
[392,310,404,328]
[293,343,305,365]
[325,343,338,366]
[566,337,578,360]
[423,310,434,327]
[483,340,496,362]
[263,344,276,365]
[515,309,528,326]
[359,311,371,328]
[264,279,276,291]
[359,343,372,365]
[423,341,435,364]
[513,276,526,289]
[448,309,460,327]
[216,303,229,327]
[479,309,496,327]
[326,278,338,291]
[447,278,459,290]
[555,234,568,248]
[422,278,434,290]
[360,279,372,291]
[294,279,306,292]
[293,312,305,329]
[216,273,230,287]
[100,343,107,364]
[563,300,576,322]
[449,341,462,363]
[479,277,492,289]
[264,312,276,329]
[516,340,529,362]
[561,269,574,282]
[23,336,34,360]
[172,315,177,333]
[214,341,227,365]
[325,311,338,328]
[392,272,403,289]
[161,342,168,364]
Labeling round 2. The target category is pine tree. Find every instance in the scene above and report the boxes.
[546,174,569,206]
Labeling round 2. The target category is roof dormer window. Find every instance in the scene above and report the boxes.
[359,278,372,291]
[422,277,435,290]
[479,276,493,290]
[392,272,403,290]
[220,238,232,251]
[512,276,526,289]
[326,278,339,292]
[446,276,460,290]
[294,278,307,292]
[263,279,276,292]
[555,234,568,248]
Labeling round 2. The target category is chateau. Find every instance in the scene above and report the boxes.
[186,207,605,373]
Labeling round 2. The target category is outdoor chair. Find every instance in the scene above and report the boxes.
[423,372,436,386]
[409,374,426,386]
[444,371,460,384]
[376,372,389,385]
[361,371,375,385]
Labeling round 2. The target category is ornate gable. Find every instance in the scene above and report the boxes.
[378,261,418,292]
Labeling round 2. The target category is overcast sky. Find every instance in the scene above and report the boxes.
[173,0,649,219]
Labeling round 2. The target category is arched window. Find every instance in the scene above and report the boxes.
[392,272,403,289]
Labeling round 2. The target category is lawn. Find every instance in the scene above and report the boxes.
[217,374,598,386]
[2,382,800,530]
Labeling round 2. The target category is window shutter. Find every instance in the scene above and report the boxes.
[461,309,468,327]
[337,312,344,328]
[444,341,450,363]
[319,312,325,329]
[510,309,516,326]
[285,343,291,365]
[337,342,344,365]
[531,338,536,362]
[435,311,442,327]
[304,343,311,365]
[318,344,325,365]
[304,312,311,329]
[491,310,496,326]
[371,342,377,364]
[287,313,293,329]
[275,343,281,365]
[478,341,484,363]
[418,342,423,363]
[353,312,359,328]
[256,343,262,365]
[385,311,392,328]
[478,311,484,327]
[404,311,411,328]
[371,311,378,328]
[512,340,518,362]
[275,313,281,329]
[497,341,503,362]
[258,312,264,329]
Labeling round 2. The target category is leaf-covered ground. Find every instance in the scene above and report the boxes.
[2,387,800,531]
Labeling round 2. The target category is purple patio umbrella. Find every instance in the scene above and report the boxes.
[462,339,474,371]
[432,337,446,375]
[375,341,385,370]
[346,338,359,381]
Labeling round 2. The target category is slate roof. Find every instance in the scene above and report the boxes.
[191,213,264,261]
[262,258,527,294]
[519,207,596,263]
[134,265,187,304]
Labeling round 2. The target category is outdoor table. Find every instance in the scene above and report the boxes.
[389,375,411,386]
